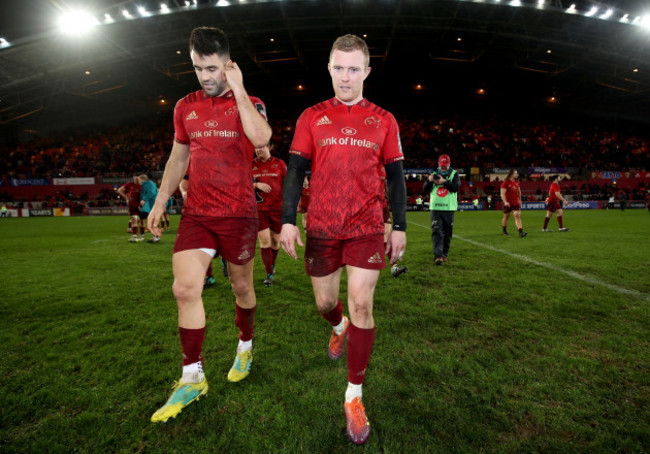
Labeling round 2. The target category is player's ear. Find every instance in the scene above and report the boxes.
[363,66,371,80]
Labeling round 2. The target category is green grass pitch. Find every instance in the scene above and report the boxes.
[0,209,648,452]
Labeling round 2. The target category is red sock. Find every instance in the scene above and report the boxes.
[260,247,274,274]
[320,299,344,327]
[543,217,550,229]
[131,226,138,235]
[140,226,145,235]
[166,220,170,228]
[206,262,213,278]
[557,216,564,228]
[271,248,279,264]
[346,323,375,385]
[235,304,256,341]
[179,326,205,366]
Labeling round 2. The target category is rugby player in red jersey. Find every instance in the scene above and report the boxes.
[280,34,407,445]
[543,175,570,232]
[500,169,527,237]
[147,26,271,423]
[117,174,144,242]
[252,143,287,287]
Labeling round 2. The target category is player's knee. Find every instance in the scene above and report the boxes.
[315,297,338,314]
[230,279,252,299]
[172,280,201,304]
[349,301,372,322]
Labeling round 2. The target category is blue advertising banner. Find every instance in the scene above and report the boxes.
[458,202,484,211]
[9,178,50,186]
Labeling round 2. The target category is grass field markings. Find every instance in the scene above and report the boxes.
[410,221,650,303]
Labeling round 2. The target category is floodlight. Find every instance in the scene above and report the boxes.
[160,3,169,11]
[620,14,629,23]
[217,0,230,5]
[193,0,198,5]
[137,6,150,17]
[510,0,521,6]
[122,9,132,18]
[184,1,190,6]
[600,9,613,19]
[537,0,544,6]
[104,13,114,24]
[566,4,577,14]
[585,7,598,17]
[0,37,10,49]
[57,10,100,35]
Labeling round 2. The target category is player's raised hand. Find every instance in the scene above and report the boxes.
[224,60,244,92]
[280,223,303,260]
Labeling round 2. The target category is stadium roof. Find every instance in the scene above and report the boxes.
[1,0,650,137]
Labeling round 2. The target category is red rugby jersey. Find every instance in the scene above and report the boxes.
[290,98,404,239]
[123,182,141,208]
[500,179,520,205]
[548,182,560,202]
[173,89,267,218]
[252,156,287,212]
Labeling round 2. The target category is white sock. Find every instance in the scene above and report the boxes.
[182,361,204,383]
[237,339,252,353]
[333,317,347,335]
[345,382,363,403]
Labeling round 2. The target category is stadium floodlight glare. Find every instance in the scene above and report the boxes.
[160,3,169,11]
[566,4,577,14]
[510,0,521,6]
[122,9,132,18]
[600,9,613,19]
[537,0,544,7]
[184,1,190,6]
[137,6,151,17]
[57,10,100,35]
[217,0,230,6]
[193,0,198,5]
[104,13,114,24]
[0,37,10,49]
[620,14,629,23]
[585,6,598,17]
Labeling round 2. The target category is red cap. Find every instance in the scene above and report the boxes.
[438,154,451,166]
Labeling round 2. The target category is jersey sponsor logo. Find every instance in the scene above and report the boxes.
[436,187,449,197]
[225,105,238,117]
[186,110,198,121]
[238,250,251,261]
[189,130,240,139]
[255,102,268,120]
[315,115,332,126]
[341,127,357,136]
[367,252,383,264]
[204,120,219,128]
[364,116,381,128]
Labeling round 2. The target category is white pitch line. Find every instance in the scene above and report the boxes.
[410,221,650,303]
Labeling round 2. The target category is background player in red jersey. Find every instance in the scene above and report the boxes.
[500,169,527,237]
[146,26,271,423]
[280,34,407,445]
[543,175,570,232]
[117,174,144,242]
[252,143,287,287]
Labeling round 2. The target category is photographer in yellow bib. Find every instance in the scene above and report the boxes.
[422,154,460,265]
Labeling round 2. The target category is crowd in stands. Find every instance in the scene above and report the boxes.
[2,112,649,207]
